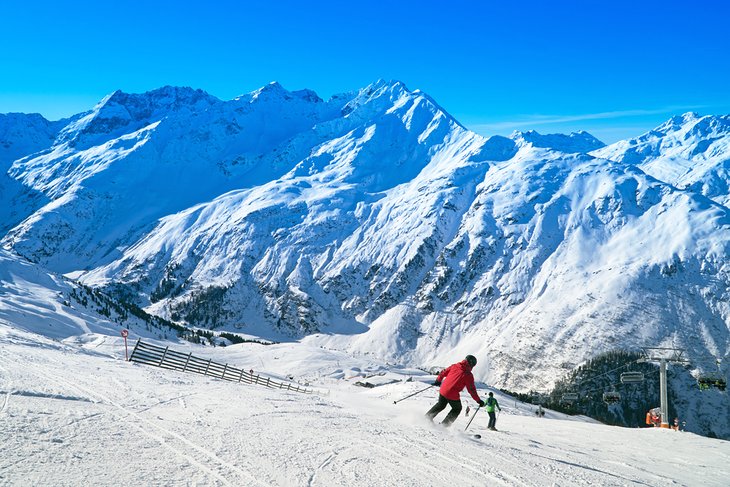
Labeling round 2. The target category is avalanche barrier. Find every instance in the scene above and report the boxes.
[128,339,314,394]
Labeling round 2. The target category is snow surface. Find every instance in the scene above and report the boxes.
[1,325,728,486]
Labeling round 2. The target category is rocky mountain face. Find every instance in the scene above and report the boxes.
[1,82,728,427]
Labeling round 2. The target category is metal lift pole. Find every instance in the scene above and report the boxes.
[659,358,669,428]
[639,347,690,429]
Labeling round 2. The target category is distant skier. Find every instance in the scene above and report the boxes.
[426,355,485,427]
[485,392,501,430]
[646,407,661,427]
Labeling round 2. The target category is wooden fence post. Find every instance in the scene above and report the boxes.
[158,346,169,367]
[182,352,192,372]
[204,359,212,376]
[129,339,141,361]
[222,364,228,380]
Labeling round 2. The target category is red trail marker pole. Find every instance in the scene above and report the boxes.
[121,329,129,360]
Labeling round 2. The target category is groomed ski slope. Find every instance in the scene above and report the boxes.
[1,327,728,487]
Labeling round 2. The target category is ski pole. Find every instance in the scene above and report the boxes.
[464,405,481,431]
[393,384,434,404]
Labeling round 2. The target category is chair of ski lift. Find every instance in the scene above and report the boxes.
[710,358,726,391]
[562,392,579,403]
[697,374,727,391]
[620,371,644,384]
[602,391,621,404]
[698,358,727,391]
[697,376,713,390]
[531,391,547,405]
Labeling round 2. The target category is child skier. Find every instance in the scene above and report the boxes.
[485,391,501,430]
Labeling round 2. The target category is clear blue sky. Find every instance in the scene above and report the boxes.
[1,0,728,143]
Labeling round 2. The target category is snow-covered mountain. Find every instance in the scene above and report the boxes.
[0,248,182,343]
[511,129,605,153]
[593,112,730,205]
[1,82,729,439]
[0,112,68,165]
[0,112,69,233]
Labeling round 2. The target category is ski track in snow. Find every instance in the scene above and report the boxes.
[0,358,11,416]
[305,449,337,487]
[394,433,524,486]
[5,348,265,487]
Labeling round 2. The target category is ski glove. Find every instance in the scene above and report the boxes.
[433,380,441,386]
[478,400,486,407]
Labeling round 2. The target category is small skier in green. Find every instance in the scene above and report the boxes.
[485,391,501,431]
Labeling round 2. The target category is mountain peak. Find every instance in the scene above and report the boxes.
[245,82,324,104]
[111,86,217,110]
[57,86,218,146]
[591,111,730,204]
[370,79,408,92]
[654,111,703,134]
[621,112,730,144]
[681,111,701,121]
[337,78,466,132]
[252,81,286,97]
[510,129,605,153]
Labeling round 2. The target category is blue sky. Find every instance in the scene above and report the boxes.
[1,0,728,143]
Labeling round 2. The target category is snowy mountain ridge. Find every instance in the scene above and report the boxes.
[1,81,729,439]
[511,129,605,153]
[593,112,730,205]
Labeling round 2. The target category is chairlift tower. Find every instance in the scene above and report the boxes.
[638,347,690,428]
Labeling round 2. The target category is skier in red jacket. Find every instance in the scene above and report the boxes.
[426,355,485,426]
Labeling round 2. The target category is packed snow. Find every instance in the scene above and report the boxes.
[1,325,729,486]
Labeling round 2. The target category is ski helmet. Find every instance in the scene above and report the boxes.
[466,355,477,367]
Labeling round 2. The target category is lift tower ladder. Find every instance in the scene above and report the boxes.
[637,347,690,428]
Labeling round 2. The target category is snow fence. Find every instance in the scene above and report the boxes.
[129,339,315,394]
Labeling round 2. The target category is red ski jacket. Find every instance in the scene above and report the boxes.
[437,360,482,403]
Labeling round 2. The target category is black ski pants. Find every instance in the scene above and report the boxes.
[488,411,497,429]
[426,394,462,426]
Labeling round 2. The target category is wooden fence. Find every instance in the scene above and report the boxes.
[129,339,314,394]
